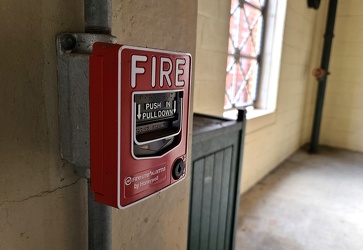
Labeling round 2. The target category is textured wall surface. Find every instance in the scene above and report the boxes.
[241,0,326,193]
[0,0,197,249]
[300,1,328,146]
[193,0,230,116]
[0,0,87,249]
[320,0,363,152]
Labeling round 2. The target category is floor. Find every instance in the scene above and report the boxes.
[235,146,363,250]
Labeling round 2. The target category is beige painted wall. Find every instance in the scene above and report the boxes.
[320,0,363,152]
[0,0,87,249]
[194,0,328,193]
[0,0,197,249]
[193,0,230,116]
[300,0,328,146]
[241,0,327,193]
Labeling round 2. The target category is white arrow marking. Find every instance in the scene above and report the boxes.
[173,100,176,113]
[137,104,141,119]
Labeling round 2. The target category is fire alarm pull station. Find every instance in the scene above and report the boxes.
[90,43,191,208]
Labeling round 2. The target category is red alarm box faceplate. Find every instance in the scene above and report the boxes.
[90,44,191,208]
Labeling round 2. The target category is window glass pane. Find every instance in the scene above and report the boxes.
[225,0,266,109]
[254,15,263,55]
[246,0,262,8]
[242,36,257,57]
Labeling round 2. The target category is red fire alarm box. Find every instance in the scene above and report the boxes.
[90,43,192,208]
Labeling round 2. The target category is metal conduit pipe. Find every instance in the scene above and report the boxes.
[309,0,338,153]
[85,0,113,249]
[85,0,112,34]
[88,182,112,250]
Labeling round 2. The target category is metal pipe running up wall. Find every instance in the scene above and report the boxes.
[84,0,112,249]
[309,0,338,153]
[85,0,112,34]
[88,182,112,250]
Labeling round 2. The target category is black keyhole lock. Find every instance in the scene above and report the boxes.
[172,159,185,180]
